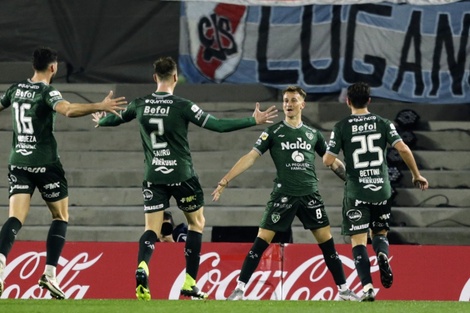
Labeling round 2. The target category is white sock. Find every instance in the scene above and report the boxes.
[236,281,246,291]
[338,284,348,292]
[363,283,374,292]
[0,253,5,277]
[0,253,6,267]
[45,265,56,278]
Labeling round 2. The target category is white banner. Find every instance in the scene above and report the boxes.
[179,2,470,104]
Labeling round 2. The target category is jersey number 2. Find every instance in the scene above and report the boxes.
[149,118,168,149]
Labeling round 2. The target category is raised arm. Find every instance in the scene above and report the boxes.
[203,103,278,133]
[54,90,127,118]
[212,149,261,201]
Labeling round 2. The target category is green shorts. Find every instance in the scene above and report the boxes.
[142,176,204,214]
[341,196,391,236]
[8,162,68,202]
[260,191,330,232]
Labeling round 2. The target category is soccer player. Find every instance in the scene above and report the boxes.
[322,82,428,301]
[0,46,127,299]
[212,86,359,301]
[92,56,278,300]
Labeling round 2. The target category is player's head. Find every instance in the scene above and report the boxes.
[32,47,58,72]
[282,86,306,118]
[347,82,371,108]
[282,86,306,100]
[153,56,177,82]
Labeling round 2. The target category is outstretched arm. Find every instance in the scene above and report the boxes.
[203,103,278,132]
[212,149,260,201]
[394,141,429,190]
[55,90,127,118]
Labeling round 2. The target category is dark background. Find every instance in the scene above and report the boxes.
[0,0,180,83]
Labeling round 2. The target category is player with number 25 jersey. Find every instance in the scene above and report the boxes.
[326,114,402,202]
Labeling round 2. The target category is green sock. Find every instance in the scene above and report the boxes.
[239,237,269,284]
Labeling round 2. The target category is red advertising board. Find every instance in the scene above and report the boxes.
[1,242,469,301]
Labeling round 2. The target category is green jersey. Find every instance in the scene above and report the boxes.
[254,121,326,196]
[0,79,64,166]
[326,113,402,202]
[98,92,256,184]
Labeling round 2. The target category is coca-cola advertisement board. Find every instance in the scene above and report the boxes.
[1,242,469,301]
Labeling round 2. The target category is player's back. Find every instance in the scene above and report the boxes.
[130,92,206,184]
[335,113,400,202]
[1,79,60,166]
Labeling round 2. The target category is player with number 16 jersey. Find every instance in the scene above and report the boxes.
[1,80,64,166]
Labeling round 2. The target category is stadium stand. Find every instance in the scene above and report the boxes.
[0,83,468,245]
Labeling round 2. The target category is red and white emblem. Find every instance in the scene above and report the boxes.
[185,2,247,82]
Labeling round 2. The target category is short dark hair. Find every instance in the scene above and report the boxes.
[347,82,370,108]
[282,86,306,99]
[153,56,177,80]
[32,47,58,71]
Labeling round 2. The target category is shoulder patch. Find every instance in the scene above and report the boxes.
[49,90,61,97]
[191,104,200,112]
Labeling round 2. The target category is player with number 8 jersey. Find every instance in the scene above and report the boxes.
[253,122,327,196]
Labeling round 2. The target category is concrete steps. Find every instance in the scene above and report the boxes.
[0,150,467,171]
[0,168,467,189]
[3,205,468,229]
[0,186,466,208]
[2,205,469,245]
[6,225,469,246]
[0,83,468,245]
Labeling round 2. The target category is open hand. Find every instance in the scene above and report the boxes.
[100,90,127,117]
[253,102,278,124]
[92,112,106,128]
[211,178,228,201]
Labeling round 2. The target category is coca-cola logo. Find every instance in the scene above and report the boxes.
[4,244,469,301]
[1,251,102,299]
[168,252,381,300]
[460,278,470,301]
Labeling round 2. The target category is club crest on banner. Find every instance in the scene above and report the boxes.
[185,2,247,82]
